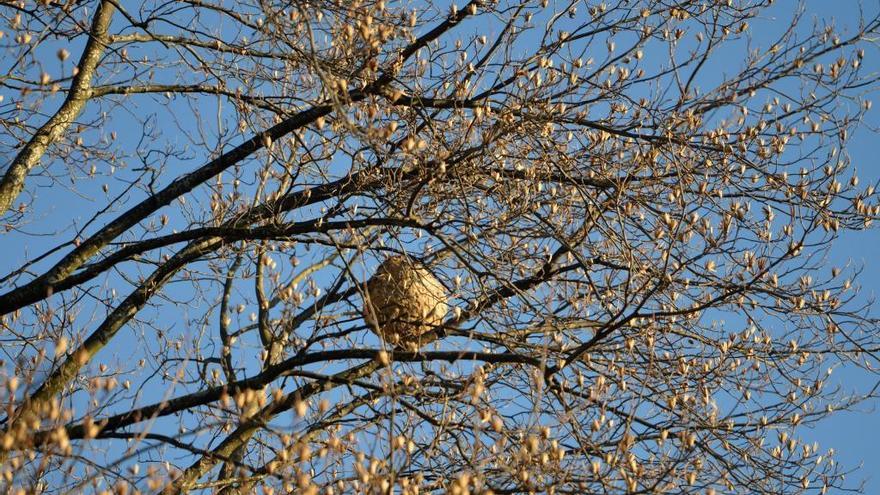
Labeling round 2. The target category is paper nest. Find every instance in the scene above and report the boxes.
[363,256,448,347]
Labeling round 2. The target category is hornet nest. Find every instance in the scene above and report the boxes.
[363,255,448,348]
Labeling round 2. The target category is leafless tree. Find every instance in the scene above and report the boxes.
[1,0,880,493]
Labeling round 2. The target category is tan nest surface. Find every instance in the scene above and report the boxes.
[363,256,448,347]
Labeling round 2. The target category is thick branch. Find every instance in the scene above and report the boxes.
[0,1,115,213]
[0,0,482,316]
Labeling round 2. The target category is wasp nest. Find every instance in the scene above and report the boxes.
[363,256,448,347]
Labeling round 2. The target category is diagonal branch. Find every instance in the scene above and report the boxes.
[0,0,115,214]
[0,0,484,316]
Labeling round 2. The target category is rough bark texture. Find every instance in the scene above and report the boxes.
[0,1,115,213]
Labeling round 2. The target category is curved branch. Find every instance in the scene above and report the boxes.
[0,0,115,213]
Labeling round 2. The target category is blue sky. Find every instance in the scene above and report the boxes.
[757,2,880,491]
[3,0,880,491]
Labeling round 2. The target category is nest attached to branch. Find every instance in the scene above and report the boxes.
[363,256,448,348]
